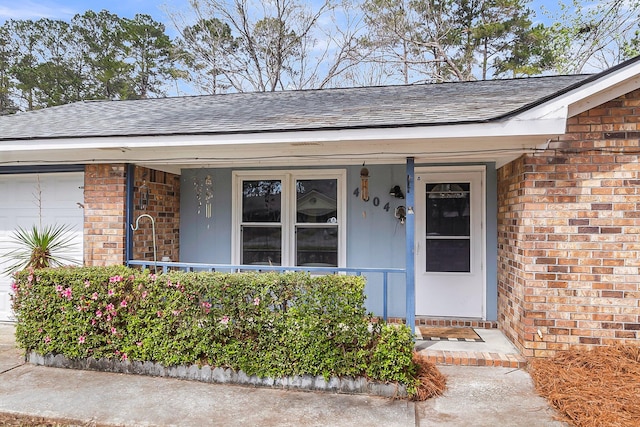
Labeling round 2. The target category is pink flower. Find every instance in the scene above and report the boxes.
[149,273,157,281]
[91,319,96,326]
[109,275,123,283]
[201,302,212,309]
[91,292,98,300]
[110,327,117,334]
[95,310,103,318]
[106,303,115,313]
[136,341,143,347]
[120,300,127,308]
[122,353,128,361]
[76,305,83,312]
[84,280,91,288]
[156,310,163,317]
[220,315,229,325]
[10,282,18,292]
[253,297,260,306]
[55,285,63,293]
[44,336,51,344]
[141,291,148,299]
[78,335,85,344]
[106,315,112,322]
[27,274,33,283]
[108,289,114,296]
[172,310,181,316]
[62,287,73,300]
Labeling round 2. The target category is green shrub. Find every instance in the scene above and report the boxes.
[366,323,419,395]
[11,266,418,393]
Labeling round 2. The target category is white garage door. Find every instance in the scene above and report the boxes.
[0,172,85,322]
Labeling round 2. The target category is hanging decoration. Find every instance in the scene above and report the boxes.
[139,180,149,210]
[360,166,369,202]
[193,174,214,219]
[204,175,213,219]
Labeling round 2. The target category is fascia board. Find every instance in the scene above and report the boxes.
[0,116,569,153]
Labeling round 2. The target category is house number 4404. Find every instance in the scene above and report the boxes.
[353,188,390,211]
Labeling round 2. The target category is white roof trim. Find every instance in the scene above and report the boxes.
[0,115,568,153]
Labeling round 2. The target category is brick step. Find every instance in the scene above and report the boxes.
[419,349,528,369]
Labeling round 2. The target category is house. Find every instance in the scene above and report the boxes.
[1,56,640,358]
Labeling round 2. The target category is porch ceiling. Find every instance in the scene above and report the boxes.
[0,130,556,173]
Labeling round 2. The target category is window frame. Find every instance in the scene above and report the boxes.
[232,169,347,267]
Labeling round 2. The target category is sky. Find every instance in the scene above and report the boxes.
[0,0,186,24]
[0,0,560,27]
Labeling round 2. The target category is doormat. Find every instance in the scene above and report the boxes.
[416,327,483,342]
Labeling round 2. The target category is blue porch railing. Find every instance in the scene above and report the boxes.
[126,260,406,322]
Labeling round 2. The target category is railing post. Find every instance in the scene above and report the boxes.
[405,157,416,333]
[383,272,388,321]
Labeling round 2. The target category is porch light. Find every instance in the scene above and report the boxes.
[139,180,150,210]
[389,185,404,199]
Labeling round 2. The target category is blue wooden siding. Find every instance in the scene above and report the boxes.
[178,163,497,320]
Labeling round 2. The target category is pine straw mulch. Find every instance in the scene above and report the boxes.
[411,351,447,401]
[0,412,112,426]
[529,345,640,427]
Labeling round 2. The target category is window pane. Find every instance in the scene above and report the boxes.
[242,226,281,265]
[296,227,338,267]
[426,183,470,236]
[425,239,470,272]
[296,179,337,223]
[242,180,281,222]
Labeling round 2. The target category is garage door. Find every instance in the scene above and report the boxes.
[0,172,84,322]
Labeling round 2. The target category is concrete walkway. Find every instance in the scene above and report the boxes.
[0,323,566,427]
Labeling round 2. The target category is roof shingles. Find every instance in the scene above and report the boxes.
[0,75,590,140]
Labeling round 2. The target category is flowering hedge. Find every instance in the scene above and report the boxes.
[12,266,418,393]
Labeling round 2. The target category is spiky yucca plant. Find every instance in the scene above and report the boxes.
[2,224,79,275]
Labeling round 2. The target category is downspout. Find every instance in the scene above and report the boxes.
[125,163,135,265]
[405,158,415,332]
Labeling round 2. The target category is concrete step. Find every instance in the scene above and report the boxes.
[418,349,528,369]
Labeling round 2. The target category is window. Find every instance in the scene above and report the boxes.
[425,182,471,273]
[233,170,346,267]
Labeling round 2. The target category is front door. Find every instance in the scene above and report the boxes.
[415,168,485,318]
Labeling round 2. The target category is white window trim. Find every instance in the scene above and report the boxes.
[232,169,347,267]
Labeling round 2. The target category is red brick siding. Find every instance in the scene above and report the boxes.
[131,167,180,262]
[84,164,180,266]
[84,164,127,266]
[497,89,640,357]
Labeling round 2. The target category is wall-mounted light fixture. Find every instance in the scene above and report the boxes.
[389,185,405,199]
[139,180,150,210]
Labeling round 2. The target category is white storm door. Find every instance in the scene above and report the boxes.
[415,169,485,318]
[0,172,85,322]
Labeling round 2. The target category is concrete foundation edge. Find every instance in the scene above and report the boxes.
[27,352,407,398]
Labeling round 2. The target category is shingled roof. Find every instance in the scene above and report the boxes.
[0,74,592,141]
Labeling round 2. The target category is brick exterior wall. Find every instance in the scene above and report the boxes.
[84,164,128,266]
[132,167,180,263]
[84,164,180,267]
[497,89,640,357]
